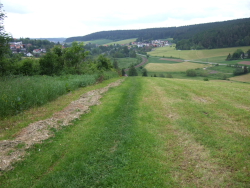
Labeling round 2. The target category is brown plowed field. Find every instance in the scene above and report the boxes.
[238,61,250,65]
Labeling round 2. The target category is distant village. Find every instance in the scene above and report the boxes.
[9,41,47,57]
[99,40,170,48]
[9,39,170,57]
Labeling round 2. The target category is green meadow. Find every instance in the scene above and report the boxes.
[83,39,113,45]
[0,77,249,187]
[148,45,250,60]
[116,57,138,69]
[105,38,137,45]
[145,62,209,72]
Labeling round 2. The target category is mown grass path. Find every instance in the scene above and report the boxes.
[0,77,249,187]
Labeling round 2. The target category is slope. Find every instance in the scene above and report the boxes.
[0,77,249,187]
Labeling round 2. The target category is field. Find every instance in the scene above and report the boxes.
[83,38,137,45]
[83,39,113,45]
[145,62,209,72]
[0,77,249,187]
[148,46,250,61]
[105,38,137,45]
[116,57,138,69]
[230,73,250,82]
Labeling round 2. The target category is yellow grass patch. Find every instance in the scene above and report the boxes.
[230,73,250,82]
[145,62,208,72]
[148,46,250,60]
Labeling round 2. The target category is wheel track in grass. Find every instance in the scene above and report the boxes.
[0,79,124,173]
[144,78,232,187]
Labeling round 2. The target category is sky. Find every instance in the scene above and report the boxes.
[1,0,250,39]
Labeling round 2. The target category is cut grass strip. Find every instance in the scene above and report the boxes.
[0,77,177,187]
[0,77,121,141]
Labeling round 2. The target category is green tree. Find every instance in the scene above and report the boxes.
[232,49,244,60]
[128,64,138,76]
[19,58,35,76]
[0,3,11,76]
[226,53,232,61]
[63,42,89,74]
[97,55,113,71]
[39,51,59,75]
[121,68,126,76]
[142,68,148,76]
[247,49,250,59]
[186,69,197,77]
[113,59,119,69]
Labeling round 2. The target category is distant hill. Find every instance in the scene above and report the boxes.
[65,18,250,49]
[32,38,66,43]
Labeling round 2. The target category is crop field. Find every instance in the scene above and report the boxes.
[116,57,138,69]
[0,77,249,187]
[145,62,209,72]
[230,73,250,82]
[105,38,137,45]
[148,46,250,61]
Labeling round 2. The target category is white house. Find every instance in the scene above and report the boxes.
[26,52,33,57]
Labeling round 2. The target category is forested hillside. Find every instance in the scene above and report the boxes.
[65,18,250,50]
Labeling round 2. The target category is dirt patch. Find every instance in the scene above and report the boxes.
[209,70,219,74]
[192,96,214,104]
[160,58,183,62]
[238,61,250,65]
[0,79,124,172]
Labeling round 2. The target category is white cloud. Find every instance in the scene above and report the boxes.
[1,0,250,38]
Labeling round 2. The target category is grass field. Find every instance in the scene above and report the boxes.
[105,38,137,45]
[147,56,182,64]
[83,39,113,45]
[116,57,138,69]
[0,77,249,187]
[230,73,250,82]
[148,46,250,61]
[145,62,209,72]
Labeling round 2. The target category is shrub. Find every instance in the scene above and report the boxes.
[166,73,173,78]
[142,68,148,77]
[186,69,197,77]
[128,65,138,76]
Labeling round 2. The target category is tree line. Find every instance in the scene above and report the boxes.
[176,20,250,50]
[65,18,250,50]
[0,42,114,76]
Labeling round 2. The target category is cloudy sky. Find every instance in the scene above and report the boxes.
[1,0,250,38]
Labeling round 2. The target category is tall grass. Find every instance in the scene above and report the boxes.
[0,72,118,118]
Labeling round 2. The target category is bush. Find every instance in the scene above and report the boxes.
[128,64,138,76]
[141,68,148,77]
[203,78,209,81]
[233,67,248,76]
[186,69,197,77]
[166,73,173,78]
